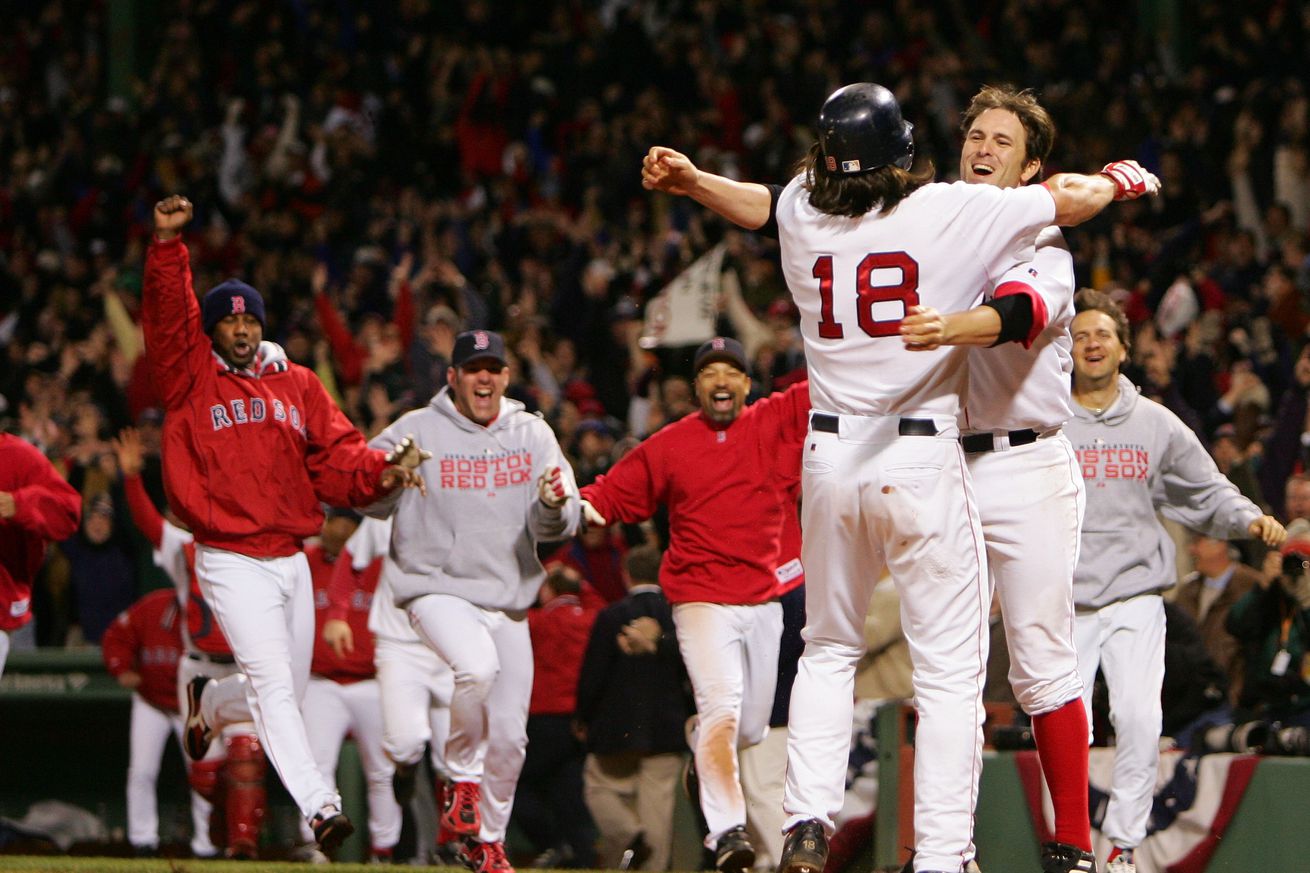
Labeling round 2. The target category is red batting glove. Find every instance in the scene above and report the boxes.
[537,466,568,508]
[1100,160,1159,201]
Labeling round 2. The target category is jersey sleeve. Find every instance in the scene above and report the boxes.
[1155,405,1262,538]
[961,184,1056,285]
[301,370,391,507]
[988,230,1074,347]
[123,473,165,548]
[99,607,140,677]
[580,437,664,525]
[8,444,81,542]
[142,237,214,410]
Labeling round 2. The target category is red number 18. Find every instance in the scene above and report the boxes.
[813,252,920,338]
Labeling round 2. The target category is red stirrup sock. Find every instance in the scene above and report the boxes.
[1032,698,1092,851]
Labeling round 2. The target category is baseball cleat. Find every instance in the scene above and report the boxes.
[311,805,355,854]
[441,780,482,836]
[468,839,514,873]
[183,675,214,760]
[713,825,755,873]
[778,819,828,873]
[1104,847,1135,873]
[1040,841,1096,873]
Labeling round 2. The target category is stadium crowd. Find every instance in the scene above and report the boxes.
[3,0,1310,863]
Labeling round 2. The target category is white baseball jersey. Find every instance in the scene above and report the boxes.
[962,227,1076,432]
[775,178,1055,417]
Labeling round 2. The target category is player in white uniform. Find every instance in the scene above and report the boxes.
[341,514,462,863]
[641,83,1159,873]
[898,86,1095,873]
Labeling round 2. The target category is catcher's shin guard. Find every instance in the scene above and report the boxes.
[189,757,224,802]
[225,734,267,859]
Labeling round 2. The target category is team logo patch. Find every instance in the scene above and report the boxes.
[1028,267,1039,278]
[231,295,246,314]
[711,337,726,350]
[841,159,862,173]
[473,330,490,350]
[825,155,837,172]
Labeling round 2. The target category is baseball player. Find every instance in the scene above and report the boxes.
[1066,290,1285,873]
[113,427,268,859]
[0,433,81,676]
[641,82,1159,873]
[293,508,403,863]
[579,341,810,873]
[143,195,426,854]
[896,85,1099,873]
[101,587,216,858]
[366,329,582,873]
[343,514,462,865]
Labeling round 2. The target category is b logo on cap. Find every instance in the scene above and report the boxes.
[711,338,726,350]
[231,296,246,314]
[473,331,490,350]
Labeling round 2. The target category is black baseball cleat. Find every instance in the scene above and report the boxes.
[1040,842,1096,873]
[392,760,417,805]
[714,825,755,873]
[311,806,355,854]
[778,819,828,873]
[183,676,214,760]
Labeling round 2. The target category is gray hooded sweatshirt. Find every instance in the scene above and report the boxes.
[1066,374,1261,609]
[367,387,580,611]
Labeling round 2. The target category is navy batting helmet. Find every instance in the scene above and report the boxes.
[817,83,915,174]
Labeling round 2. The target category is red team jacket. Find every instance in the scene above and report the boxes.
[143,237,390,558]
[581,382,811,605]
[123,473,233,658]
[309,544,378,683]
[527,593,598,716]
[100,588,184,713]
[0,435,81,632]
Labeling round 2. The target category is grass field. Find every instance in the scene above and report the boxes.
[0,858,481,873]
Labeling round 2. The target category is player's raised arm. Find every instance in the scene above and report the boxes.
[1044,160,1160,227]
[642,146,773,230]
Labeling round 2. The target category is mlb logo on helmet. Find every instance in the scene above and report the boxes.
[841,159,862,173]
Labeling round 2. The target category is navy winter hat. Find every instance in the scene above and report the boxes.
[202,279,266,334]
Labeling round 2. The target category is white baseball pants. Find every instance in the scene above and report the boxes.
[374,635,455,776]
[1074,593,1165,851]
[125,692,215,856]
[674,599,782,847]
[295,676,403,850]
[787,414,989,873]
[968,434,1085,714]
[407,593,532,843]
[195,545,339,821]
[0,629,9,678]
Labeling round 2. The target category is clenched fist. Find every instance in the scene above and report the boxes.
[538,466,568,508]
[1099,161,1161,201]
[154,195,194,241]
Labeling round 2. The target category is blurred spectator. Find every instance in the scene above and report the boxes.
[58,493,136,645]
[1175,534,1262,705]
[549,521,630,609]
[576,545,691,872]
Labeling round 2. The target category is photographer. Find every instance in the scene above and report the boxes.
[1224,520,1310,741]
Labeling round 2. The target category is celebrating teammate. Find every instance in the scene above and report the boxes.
[579,338,809,873]
[0,433,81,676]
[142,195,426,854]
[1066,290,1285,873]
[642,82,1159,873]
[898,85,1096,873]
[367,329,582,873]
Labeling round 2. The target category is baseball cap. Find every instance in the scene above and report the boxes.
[451,330,508,369]
[1282,518,1310,557]
[202,279,266,334]
[693,336,748,373]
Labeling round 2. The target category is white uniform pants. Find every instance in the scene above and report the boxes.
[295,676,403,850]
[408,593,532,843]
[583,751,682,870]
[786,416,989,873]
[968,434,1085,714]
[1074,593,1165,851]
[374,635,454,776]
[0,629,9,678]
[195,545,338,821]
[674,600,782,846]
[126,692,215,856]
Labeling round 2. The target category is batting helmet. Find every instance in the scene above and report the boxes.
[817,83,915,174]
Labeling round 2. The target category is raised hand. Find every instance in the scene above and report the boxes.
[153,195,193,240]
[641,146,700,196]
[1099,161,1161,201]
[111,427,146,478]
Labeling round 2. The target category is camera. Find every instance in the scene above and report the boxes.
[1282,553,1310,577]
[1201,721,1269,754]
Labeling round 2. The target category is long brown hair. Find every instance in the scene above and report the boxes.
[792,143,935,217]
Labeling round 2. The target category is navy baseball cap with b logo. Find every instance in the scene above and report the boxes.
[451,330,508,369]
[693,336,748,373]
[202,279,266,334]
